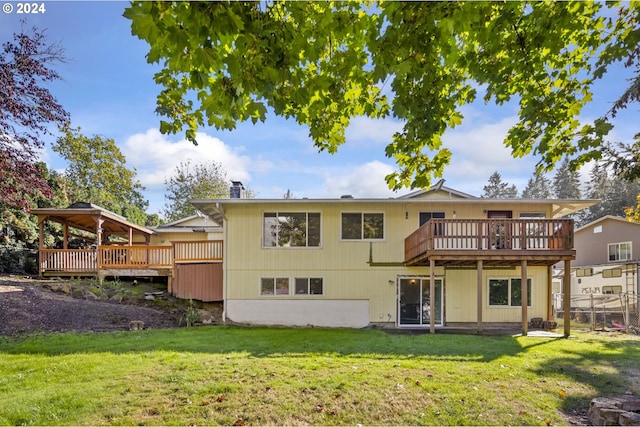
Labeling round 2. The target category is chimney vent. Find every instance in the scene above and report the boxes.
[230,181,246,199]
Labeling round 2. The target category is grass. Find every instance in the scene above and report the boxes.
[0,327,639,426]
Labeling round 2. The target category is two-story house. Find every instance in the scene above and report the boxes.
[192,182,596,335]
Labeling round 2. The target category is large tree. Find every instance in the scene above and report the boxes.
[481,171,517,199]
[0,163,68,273]
[52,126,149,225]
[162,160,231,222]
[125,1,639,191]
[521,173,552,199]
[552,158,582,200]
[0,27,69,210]
[582,161,640,225]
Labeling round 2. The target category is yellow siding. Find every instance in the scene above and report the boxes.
[444,267,549,322]
[223,201,553,325]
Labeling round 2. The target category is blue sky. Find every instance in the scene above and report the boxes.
[1,2,637,216]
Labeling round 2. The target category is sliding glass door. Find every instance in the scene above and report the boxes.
[398,277,442,326]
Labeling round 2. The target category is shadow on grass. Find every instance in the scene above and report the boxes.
[0,324,565,362]
[528,335,640,414]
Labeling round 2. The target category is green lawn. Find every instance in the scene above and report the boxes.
[1,326,638,426]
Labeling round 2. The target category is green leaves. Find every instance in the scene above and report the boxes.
[125,1,638,190]
[53,126,148,223]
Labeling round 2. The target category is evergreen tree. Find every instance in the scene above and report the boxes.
[581,162,609,223]
[552,158,582,199]
[481,171,518,199]
[521,173,552,199]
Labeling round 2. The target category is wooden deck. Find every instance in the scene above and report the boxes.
[39,240,223,276]
[405,218,575,267]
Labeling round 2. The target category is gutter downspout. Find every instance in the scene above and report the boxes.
[221,205,227,323]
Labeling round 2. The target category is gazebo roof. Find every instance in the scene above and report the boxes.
[31,203,154,239]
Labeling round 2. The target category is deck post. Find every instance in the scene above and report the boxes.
[547,265,553,322]
[563,259,571,337]
[38,219,45,276]
[63,223,68,249]
[477,259,483,334]
[430,258,435,334]
[521,260,528,336]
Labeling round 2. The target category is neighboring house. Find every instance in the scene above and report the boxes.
[191,182,597,334]
[151,213,223,244]
[554,216,640,310]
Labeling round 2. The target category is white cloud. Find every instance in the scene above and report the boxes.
[122,128,265,188]
[440,115,537,194]
[320,161,398,198]
[345,116,404,146]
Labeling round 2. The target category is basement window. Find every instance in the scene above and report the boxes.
[295,277,324,295]
[260,277,289,296]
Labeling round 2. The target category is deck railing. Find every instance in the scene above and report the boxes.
[39,241,225,273]
[173,240,223,262]
[99,245,173,268]
[39,249,97,272]
[405,218,574,262]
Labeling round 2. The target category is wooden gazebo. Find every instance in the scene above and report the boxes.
[31,203,169,278]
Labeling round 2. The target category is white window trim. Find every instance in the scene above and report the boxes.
[340,211,386,241]
[262,211,322,249]
[608,241,632,262]
[259,277,290,297]
[518,212,546,218]
[293,277,325,296]
[487,277,533,308]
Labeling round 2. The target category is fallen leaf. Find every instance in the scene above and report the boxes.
[559,389,567,398]
[233,418,245,426]
[216,395,225,402]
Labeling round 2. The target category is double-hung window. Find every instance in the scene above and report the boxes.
[263,212,321,247]
[488,278,532,307]
[608,242,631,262]
[341,212,384,240]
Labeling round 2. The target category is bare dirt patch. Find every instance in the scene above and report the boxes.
[0,275,184,336]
